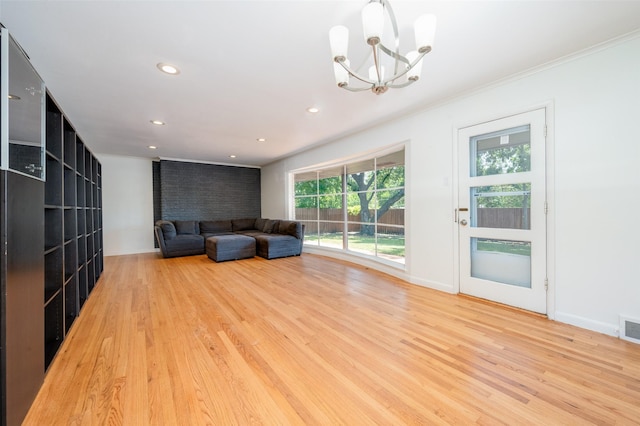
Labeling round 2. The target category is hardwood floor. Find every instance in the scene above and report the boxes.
[24,253,640,425]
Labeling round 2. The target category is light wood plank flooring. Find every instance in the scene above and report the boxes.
[24,253,640,425]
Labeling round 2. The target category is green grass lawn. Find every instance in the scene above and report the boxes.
[305,232,405,257]
[305,233,528,258]
[477,239,531,256]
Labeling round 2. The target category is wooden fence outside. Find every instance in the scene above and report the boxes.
[297,207,530,234]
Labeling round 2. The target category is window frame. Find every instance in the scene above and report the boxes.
[291,147,405,266]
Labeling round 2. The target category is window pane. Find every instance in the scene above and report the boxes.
[471,238,531,288]
[471,183,531,229]
[376,150,405,189]
[377,190,404,226]
[347,192,375,223]
[295,196,317,221]
[377,224,405,262]
[347,159,375,193]
[294,171,317,196]
[319,195,343,221]
[319,222,343,249]
[318,167,343,194]
[471,125,530,177]
[346,223,375,256]
[300,221,318,245]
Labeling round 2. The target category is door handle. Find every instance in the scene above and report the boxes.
[460,219,468,226]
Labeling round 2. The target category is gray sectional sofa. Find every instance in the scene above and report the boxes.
[154,218,304,260]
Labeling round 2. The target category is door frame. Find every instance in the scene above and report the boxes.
[452,103,556,319]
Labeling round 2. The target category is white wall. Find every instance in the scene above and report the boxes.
[261,34,640,337]
[97,154,156,256]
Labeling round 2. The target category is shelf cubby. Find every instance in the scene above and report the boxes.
[45,155,62,206]
[45,97,63,160]
[44,247,63,303]
[64,239,77,281]
[64,276,77,333]
[63,119,76,169]
[77,207,86,237]
[44,292,63,368]
[64,208,76,242]
[64,167,76,207]
[45,208,62,251]
[78,265,87,309]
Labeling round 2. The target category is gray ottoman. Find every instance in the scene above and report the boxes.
[206,234,256,262]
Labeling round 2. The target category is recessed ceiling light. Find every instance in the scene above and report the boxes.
[8,94,21,100]
[150,120,165,125]
[256,138,266,142]
[229,155,237,158]
[156,63,180,75]
[307,107,319,113]
[148,145,157,150]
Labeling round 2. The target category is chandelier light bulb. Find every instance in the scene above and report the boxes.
[362,2,384,45]
[334,59,350,86]
[329,25,349,61]
[414,14,437,53]
[368,65,385,83]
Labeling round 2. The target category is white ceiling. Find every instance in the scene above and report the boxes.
[1,0,639,167]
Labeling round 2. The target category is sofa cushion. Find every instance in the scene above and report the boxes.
[175,220,200,235]
[232,218,258,231]
[164,234,205,255]
[254,233,302,259]
[254,218,268,231]
[200,220,232,234]
[263,219,279,233]
[278,220,302,239]
[157,220,177,240]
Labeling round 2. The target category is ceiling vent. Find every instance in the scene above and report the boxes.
[619,315,640,344]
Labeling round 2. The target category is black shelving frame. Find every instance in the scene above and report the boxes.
[44,93,103,370]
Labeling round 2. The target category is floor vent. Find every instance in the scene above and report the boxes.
[619,316,640,344]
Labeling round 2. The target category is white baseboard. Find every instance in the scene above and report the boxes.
[554,311,618,337]
[408,276,456,294]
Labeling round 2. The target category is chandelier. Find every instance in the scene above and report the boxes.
[329,0,436,95]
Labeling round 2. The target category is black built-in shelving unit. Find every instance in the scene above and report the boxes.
[44,94,103,369]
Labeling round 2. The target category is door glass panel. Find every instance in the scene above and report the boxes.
[471,238,531,288]
[8,35,45,179]
[471,183,531,229]
[471,125,530,177]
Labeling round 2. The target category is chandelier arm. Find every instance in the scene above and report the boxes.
[341,85,375,92]
[385,79,418,89]
[381,0,403,76]
[337,59,377,85]
[380,49,428,86]
[378,42,410,65]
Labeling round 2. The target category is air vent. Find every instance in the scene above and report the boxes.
[619,316,640,344]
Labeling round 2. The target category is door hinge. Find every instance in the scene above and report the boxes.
[544,201,548,215]
[544,124,547,138]
[544,278,549,291]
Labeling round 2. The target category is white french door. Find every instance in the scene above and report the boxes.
[457,109,547,314]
